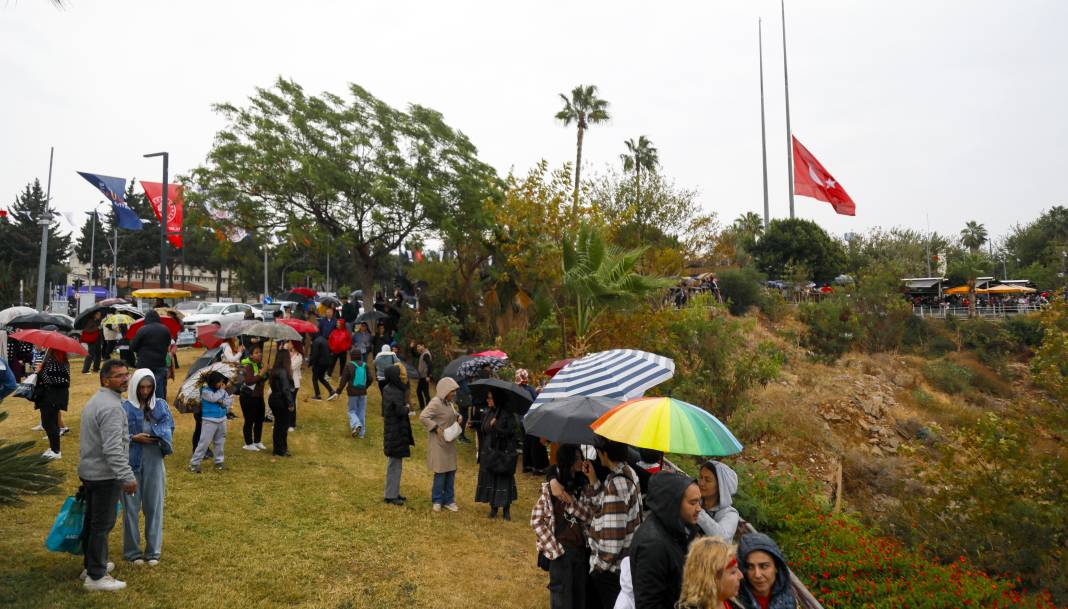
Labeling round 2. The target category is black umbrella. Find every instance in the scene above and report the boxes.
[7,312,74,331]
[318,296,341,307]
[73,303,133,329]
[457,356,507,379]
[522,396,623,444]
[442,355,475,381]
[280,291,313,302]
[355,310,387,324]
[186,347,224,379]
[470,378,535,416]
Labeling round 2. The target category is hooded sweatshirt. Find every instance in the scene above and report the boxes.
[373,345,399,381]
[129,310,172,369]
[630,471,699,609]
[122,369,175,470]
[696,460,741,541]
[737,533,797,609]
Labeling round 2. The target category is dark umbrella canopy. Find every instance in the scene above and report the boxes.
[74,303,136,329]
[457,356,507,379]
[186,347,223,379]
[7,312,74,331]
[442,355,475,381]
[355,310,387,324]
[522,395,623,444]
[280,291,313,302]
[470,378,534,416]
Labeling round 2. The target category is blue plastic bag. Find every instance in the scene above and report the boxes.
[45,495,85,555]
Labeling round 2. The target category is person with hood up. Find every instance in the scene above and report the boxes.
[352,322,372,363]
[121,369,175,565]
[373,343,399,392]
[129,310,172,399]
[696,461,740,541]
[309,332,336,400]
[628,471,703,609]
[418,376,462,512]
[736,533,799,609]
[474,391,518,520]
[381,363,414,506]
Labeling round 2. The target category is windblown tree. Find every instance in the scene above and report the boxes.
[191,77,498,311]
[960,220,989,255]
[556,85,610,215]
[621,136,659,237]
[0,180,71,303]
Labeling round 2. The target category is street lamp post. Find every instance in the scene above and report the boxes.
[35,147,55,311]
[144,151,169,289]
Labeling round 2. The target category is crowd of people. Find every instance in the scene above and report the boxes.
[1,294,808,608]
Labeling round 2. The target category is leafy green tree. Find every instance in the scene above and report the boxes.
[561,223,668,355]
[1004,205,1068,291]
[192,77,497,311]
[960,220,989,255]
[717,266,765,315]
[749,218,846,283]
[590,168,698,251]
[556,85,610,215]
[0,180,71,304]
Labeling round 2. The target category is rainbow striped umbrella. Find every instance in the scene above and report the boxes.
[590,397,743,457]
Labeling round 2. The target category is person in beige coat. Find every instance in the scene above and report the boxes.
[419,377,462,512]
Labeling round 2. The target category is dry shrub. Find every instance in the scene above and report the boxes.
[843,448,906,497]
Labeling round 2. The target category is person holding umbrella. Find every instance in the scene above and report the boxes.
[239,345,269,451]
[34,347,70,460]
[80,310,104,374]
[475,391,518,520]
[352,322,372,364]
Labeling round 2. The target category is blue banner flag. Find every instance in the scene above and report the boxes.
[76,171,143,231]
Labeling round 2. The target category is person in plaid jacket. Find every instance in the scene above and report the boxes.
[532,444,593,609]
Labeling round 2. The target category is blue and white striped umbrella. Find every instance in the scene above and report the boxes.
[529,349,675,411]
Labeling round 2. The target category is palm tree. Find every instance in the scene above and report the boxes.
[733,212,765,240]
[960,221,989,255]
[562,223,670,355]
[621,136,659,243]
[556,85,611,215]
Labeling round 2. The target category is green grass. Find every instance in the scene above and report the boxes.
[0,353,548,608]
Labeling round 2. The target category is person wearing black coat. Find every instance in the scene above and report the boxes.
[129,310,172,399]
[630,471,703,609]
[33,349,70,459]
[381,363,413,505]
[308,334,335,400]
[268,350,296,456]
[474,392,519,520]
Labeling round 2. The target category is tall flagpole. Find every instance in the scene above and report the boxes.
[759,18,770,230]
[781,0,795,219]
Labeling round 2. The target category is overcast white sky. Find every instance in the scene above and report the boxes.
[2,0,1066,244]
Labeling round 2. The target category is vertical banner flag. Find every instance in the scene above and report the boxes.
[76,171,143,230]
[792,136,856,216]
[140,181,184,248]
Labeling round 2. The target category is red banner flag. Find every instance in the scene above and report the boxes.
[140,181,184,248]
[792,136,856,216]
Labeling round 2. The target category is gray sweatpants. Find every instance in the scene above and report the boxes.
[384,457,403,499]
[190,419,226,465]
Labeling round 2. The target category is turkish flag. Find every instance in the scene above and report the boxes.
[792,136,856,216]
[140,181,184,248]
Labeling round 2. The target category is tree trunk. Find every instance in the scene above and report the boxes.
[215,267,222,300]
[635,165,643,244]
[572,125,585,216]
[357,253,376,314]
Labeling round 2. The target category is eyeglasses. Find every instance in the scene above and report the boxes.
[108,372,130,379]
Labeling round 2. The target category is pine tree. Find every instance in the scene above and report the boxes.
[0,180,71,303]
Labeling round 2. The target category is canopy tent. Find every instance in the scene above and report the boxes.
[978,284,1036,294]
[132,288,192,299]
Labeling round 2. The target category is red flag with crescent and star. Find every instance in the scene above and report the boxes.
[140,181,185,248]
[792,136,856,216]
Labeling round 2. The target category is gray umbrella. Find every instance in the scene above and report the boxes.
[0,306,36,327]
[214,320,260,339]
[239,321,302,341]
[522,395,623,444]
[355,310,387,323]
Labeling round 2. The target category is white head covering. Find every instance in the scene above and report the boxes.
[127,368,158,409]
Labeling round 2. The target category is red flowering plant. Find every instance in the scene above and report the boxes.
[732,465,1064,609]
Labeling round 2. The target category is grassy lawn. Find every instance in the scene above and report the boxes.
[0,350,548,608]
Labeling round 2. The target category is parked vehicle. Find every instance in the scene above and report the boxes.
[181,302,263,332]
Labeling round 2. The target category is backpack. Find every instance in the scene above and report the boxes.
[350,362,367,390]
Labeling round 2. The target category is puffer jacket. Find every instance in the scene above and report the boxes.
[381,364,414,459]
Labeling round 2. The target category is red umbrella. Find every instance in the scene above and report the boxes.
[472,349,508,359]
[291,287,317,298]
[277,318,318,334]
[125,317,182,340]
[9,329,87,355]
[197,324,223,349]
[544,358,574,378]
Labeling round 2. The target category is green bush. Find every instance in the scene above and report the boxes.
[799,298,858,363]
[922,358,973,394]
[956,318,1018,367]
[852,270,914,353]
[758,289,790,322]
[1004,315,1045,350]
[717,266,765,316]
[901,316,955,357]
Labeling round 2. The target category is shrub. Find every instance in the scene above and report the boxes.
[799,297,858,363]
[922,358,973,394]
[717,266,765,316]
[852,270,914,353]
[733,465,1065,609]
[956,318,1018,367]
[758,289,790,322]
[1004,315,1045,350]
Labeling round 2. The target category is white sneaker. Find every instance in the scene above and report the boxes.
[288,427,296,432]
[31,424,43,431]
[445,503,459,512]
[326,392,339,401]
[83,574,126,592]
[147,559,159,567]
[80,562,114,580]
[242,444,259,451]
[132,558,144,565]
[255,442,267,450]
[41,449,61,460]
[432,504,442,512]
